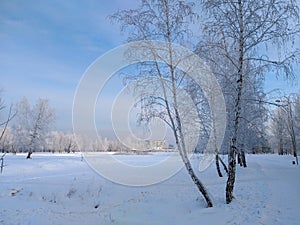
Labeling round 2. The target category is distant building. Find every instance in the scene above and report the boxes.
[140,139,167,151]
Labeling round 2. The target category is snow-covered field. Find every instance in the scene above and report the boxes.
[0,153,299,225]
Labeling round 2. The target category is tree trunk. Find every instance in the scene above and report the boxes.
[0,153,5,173]
[162,9,213,206]
[237,152,243,167]
[160,71,213,208]
[219,155,228,175]
[215,153,223,177]
[175,118,213,207]
[226,0,244,204]
[186,161,213,207]
[26,151,32,159]
[241,150,247,167]
[226,143,237,203]
[279,137,283,155]
[180,150,213,207]
[237,150,247,167]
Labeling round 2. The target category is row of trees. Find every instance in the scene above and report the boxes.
[0,97,169,154]
[270,95,300,162]
[0,127,134,154]
[2,94,298,156]
[110,0,299,206]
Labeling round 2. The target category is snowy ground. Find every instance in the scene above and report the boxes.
[0,153,299,225]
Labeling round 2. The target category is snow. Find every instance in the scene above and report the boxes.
[0,153,299,225]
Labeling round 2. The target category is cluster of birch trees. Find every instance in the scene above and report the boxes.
[110,0,299,206]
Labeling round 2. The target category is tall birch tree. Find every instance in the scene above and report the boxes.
[199,0,300,203]
[111,0,213,207]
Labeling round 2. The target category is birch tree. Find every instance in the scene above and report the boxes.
[199,0,300,203]
[294,93,300,153]
[277,95,299,164]
[111,0,213,207]
[0,95,16,152]
[13,97,55,158]
[48,131,77,153]
[270,107,289,155]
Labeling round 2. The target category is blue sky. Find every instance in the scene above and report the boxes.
[0,0,299,135]
[0,0,139,133]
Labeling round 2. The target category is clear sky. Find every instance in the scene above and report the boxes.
[0,0,299,135]
[0,0,139,133]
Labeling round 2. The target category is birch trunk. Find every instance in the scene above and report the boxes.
[226,0,244,204]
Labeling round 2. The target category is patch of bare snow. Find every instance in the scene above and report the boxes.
[0,153,299,225]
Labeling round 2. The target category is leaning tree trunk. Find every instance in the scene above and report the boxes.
[160,76,213,208]
[215,153,223,177]
[162,8,213,207]
[178,141,213,207]
[212,106,222,177]
[219,155,228,175]
[185,159,213,207]
[176,109,213,207]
